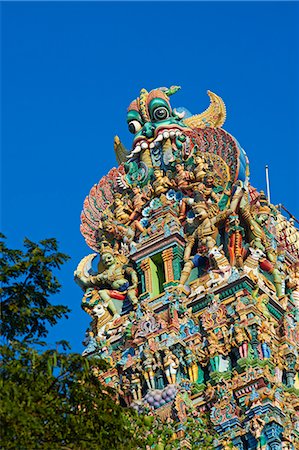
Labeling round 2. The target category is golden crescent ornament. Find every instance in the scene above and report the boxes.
[183,90,226,129]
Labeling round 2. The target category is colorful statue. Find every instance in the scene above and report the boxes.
[163,348,179,384]
[142,348,156,390]
[233,325,251,359]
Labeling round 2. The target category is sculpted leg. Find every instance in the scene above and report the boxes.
[180,260,194,286]
[98,290,119,318]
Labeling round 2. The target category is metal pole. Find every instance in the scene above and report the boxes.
[265,165,271,204]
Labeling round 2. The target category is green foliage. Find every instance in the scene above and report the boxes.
[142,413,216,449]
[0,342,142,449]
[0,235,142,449]
[0,234,70,342]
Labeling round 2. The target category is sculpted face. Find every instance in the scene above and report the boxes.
[127,87,190,167]
[193,205,209,221]
[204,175,215,187]
[102,252,115,267]
[92,303,105,318]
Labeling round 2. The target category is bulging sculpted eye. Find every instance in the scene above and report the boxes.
[153,107,169,121]
[128,120,142,134]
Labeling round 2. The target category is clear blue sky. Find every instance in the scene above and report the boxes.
[2,1,299,353]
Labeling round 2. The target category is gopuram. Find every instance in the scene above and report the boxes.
[75,86,299,449]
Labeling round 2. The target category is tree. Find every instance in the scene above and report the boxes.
[0,235,142,449]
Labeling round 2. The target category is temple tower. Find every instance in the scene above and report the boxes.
[75,86,299,449]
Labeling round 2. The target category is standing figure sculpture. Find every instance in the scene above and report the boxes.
[142,348,156,390]
[163,348,179,384]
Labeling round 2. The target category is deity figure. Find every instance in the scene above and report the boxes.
[152,169,173,196]
[184,347,199,382]
[207,330,225,372]
[172,348,188,380]
[129,186,151,223]
[239,192,283,297]
[120,375,132,406]
[82,330,100,357]
[179,203,233,286]
[272,351,285,383]
[205,382,216,402]
[173,162,195,192]
[163,348,179,384]
[113,193,133,224]
[142,348,156,390]
[153,352,166,389]
[249,415,266,449]
[193,151,208,182]
[258,320,272,359]
[226,214,245,268]
[254,292,271,319]
[131,369,142,400]
[78,243,138,320]
[287,264,299,319]
[193,173,222,204]
[100,218,135,249]
[233,325,251,359]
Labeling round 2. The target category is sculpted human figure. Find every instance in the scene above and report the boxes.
[112,192,146,234]
[249,415,266,449]
[205,381,216,402]
[239,192,283,297]
[179,177,220,221]
[193,173,221,204]
[178,183,244,287]
[207,330,225,372]
[233,325,251,359]
[184,347,199,382]
[113,194,133,224]
[174,162,195,192]
[87,244,138,318]
[152,169,173,196]
[101,218,135,249]
[142,348,156,390]
[131,369,142,400]
[272,351,284,383]
[163,348,179,384]
[193,152,208,182]
[129,186,151,222]
[258,320,272,359]
[179,204,233,286]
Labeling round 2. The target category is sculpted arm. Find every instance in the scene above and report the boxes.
[125,266,138,289]
[212,209,233,227]
[89,271,109,288]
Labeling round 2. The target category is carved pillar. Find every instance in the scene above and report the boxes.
[136,261,145,293]
[162,248,174,282]
[172,245,184,280]
[140,258,152,293]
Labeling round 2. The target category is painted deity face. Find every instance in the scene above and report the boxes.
[132,186,140,195]
[114,196,123,205]
[193,205,209,221]
[175,163,183,171]
[204,175,215,186]
[101,252,115,267]
[127,87,190,168]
